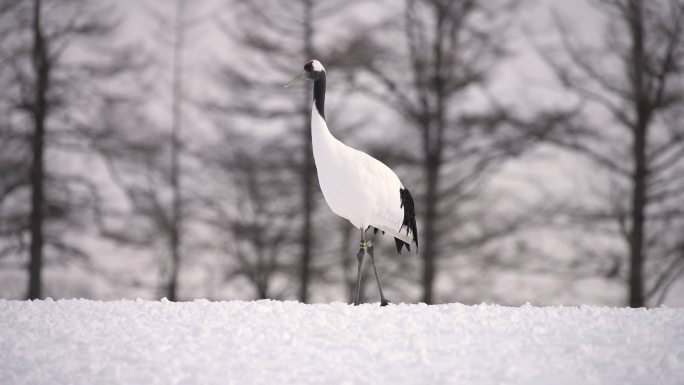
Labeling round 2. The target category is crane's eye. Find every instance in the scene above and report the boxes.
[304,63,313,72]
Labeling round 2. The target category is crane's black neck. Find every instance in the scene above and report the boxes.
[313,74,325,119]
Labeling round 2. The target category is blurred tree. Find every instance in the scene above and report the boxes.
[89,0,208,301]
[200,132,299,299]
[0,0,30,276]
[166,0,185,302]
[27,0,48,299]
[540,0,684,306]
[213,0,365,302]
[344,0,540,303]
[0,0,133,299]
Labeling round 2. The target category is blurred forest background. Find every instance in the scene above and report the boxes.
[1,0,683,307]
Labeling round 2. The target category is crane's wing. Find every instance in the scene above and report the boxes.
[347,149,418,253]
[310,111,418,253]
[372,187,418,253]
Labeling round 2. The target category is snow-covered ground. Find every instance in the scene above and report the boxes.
[0,299,682,385]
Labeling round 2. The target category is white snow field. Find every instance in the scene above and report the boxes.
[0,300,682,385]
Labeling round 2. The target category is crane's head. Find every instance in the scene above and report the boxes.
[285,59,325,87]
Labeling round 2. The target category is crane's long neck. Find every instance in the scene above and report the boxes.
[313,74,325,119]
[311,72,338,163]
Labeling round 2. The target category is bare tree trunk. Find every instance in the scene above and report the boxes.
[167,0,184,301]
[629,122,647,308]
[421,153,440,303]
[627,0,648,308]
[255,230,268,299]
[298,0,315,303]
[28,0,48,300]
[420,5,447,304]
[629,129,647,308]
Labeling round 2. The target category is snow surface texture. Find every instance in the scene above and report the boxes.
[0,300,682,385]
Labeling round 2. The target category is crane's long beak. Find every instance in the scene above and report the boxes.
[285,72,306,88]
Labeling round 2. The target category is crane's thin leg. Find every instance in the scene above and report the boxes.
[354,227,366,306]
[368,243,390,306]
[354,247,365,306]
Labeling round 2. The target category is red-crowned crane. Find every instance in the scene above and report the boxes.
[286,60,418,306]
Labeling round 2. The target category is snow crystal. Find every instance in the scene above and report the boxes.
[0,300,682,385]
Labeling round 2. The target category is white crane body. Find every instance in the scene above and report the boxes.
[311,104,413,246]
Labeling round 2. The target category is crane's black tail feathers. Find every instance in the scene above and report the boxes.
[396,187,418,254]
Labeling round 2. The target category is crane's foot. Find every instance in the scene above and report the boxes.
[380,298,391,307]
